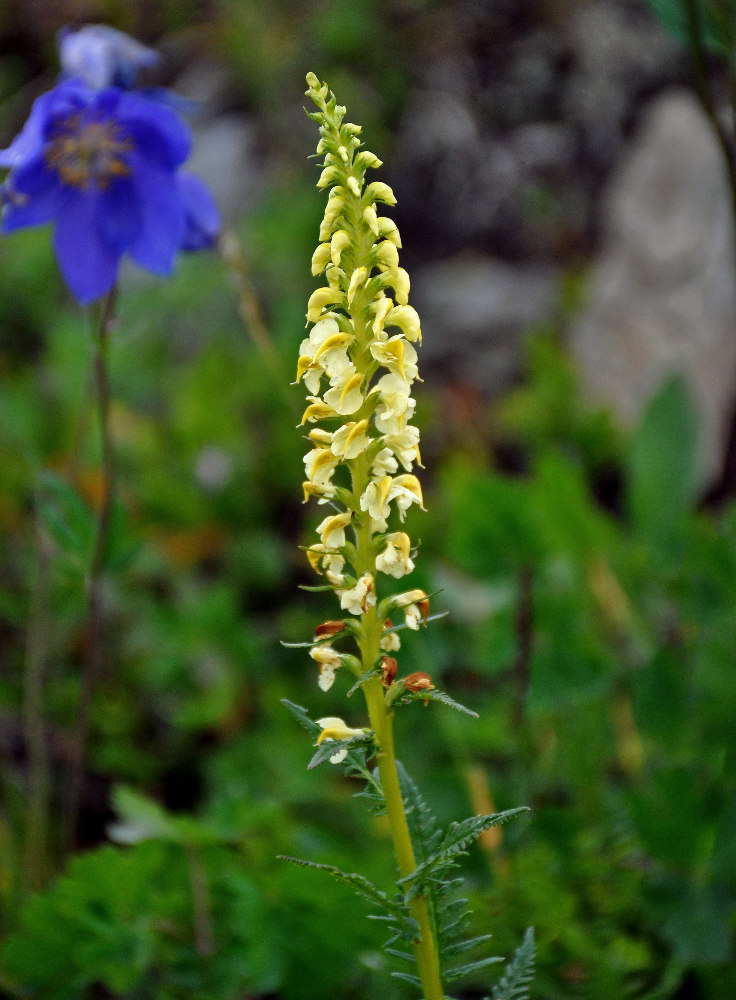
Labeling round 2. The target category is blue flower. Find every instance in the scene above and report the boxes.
[58,25,158,91]
[0,63,219,303]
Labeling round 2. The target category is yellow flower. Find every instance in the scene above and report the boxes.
[340,573,376,615]
[310,645,343,692]
[315,716,369,763]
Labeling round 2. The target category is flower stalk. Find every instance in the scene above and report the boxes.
[298,74,444,1000]
[63,287,117,849]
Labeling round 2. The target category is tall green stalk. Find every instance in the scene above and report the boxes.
[294,74,444,999]
[63,288,117,850]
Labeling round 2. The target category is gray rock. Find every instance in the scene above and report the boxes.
[413,255,560,390]
[569,90,736,480]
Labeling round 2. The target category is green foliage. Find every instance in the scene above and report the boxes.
[277,856,420,940]
[492,927,535,1000]
[627,375,699,557]
[432,334,736,999]
[1,842,282,1000]
[646,0,736,57]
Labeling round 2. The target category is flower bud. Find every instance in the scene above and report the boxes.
[381,656,398,688]
[314,620,347,638]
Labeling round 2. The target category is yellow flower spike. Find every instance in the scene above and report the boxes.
[364,180,397,206]
[378,217,402,247]
[305,447,339,486]
[315,717,366,743]
[388,266,410,305]
[324,371,365,414]
[330,229,351,266]
[330,418,371,460]
[295,355,314,383]
[315,717,368,762]
[363,204,380,235]
[317,164,342,188]
[302,481,334,503]
[359,475,394,525]
[306,543,327,573]
[320,193,346,241]
[312,331,353,364]
[379,338,406,380]
[308,428,333,445]
[371,295,393,336]
[306,286,344,323]
[311,243,332,275]
[387,304,422,342]
[347,176,361,197]
[355,150,383,170]
[376,531,415,578]
[300,400,337,424]
[347,265,368,305]
[375,241,400,271]
[317,510,352,548]
[344,418,370,454]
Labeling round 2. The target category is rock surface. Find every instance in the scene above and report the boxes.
[569,90,736,481]
[413,256,560,390]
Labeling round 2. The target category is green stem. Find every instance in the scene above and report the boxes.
[351,459,444,1000]
[683,0,736,224]
[63,287,117,850]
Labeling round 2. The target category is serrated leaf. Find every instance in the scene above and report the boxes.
[280,699,321,736]
[307,734,373,770]
[492,927,535,1000]
[277,856,418,936]
[402,808,529,893]
[346,667,379,697]
[38,471,94,565]
[445,955,504,982]
[627,375,699,555]
[409,688,479,717]
[444,933,493,956]
[391,971,421,986]
[384,947,414,963]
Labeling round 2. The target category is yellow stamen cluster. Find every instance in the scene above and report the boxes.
[298,76,425,696]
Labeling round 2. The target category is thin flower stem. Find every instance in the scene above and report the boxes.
[220,229,299,419]
[63,287,117,850]
[363,676,445,1000]
[351,465,444,1000]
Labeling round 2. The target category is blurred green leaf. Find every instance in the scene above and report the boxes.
[627,375,699,556]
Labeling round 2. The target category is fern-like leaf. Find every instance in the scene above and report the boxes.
[402,807,529,895]
[445,955,504,982]
[280,699,321,736]
[277,856,419,939]
[492,927,535,1000]
[399,687,479,717]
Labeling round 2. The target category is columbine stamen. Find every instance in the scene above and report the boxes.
[45,114,133,190]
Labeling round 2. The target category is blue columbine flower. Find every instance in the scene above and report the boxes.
[58,25,159,91]
[0,31,219,304]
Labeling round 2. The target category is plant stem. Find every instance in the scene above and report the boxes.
[351,459,444,1000]
[363,672,445,1000]
[63,287,117,850]
[683,0,736,222]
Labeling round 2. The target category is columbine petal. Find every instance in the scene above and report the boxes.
[0,87,62,169]
[54,188,119,304]
[116,90,192,169]
[98,176,141,254]
[127,155,185,274]
[2,161,68,232]
[59,25,158,91]
[178,173,220,250]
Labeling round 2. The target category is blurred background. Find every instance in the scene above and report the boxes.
[0,1,735,998]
